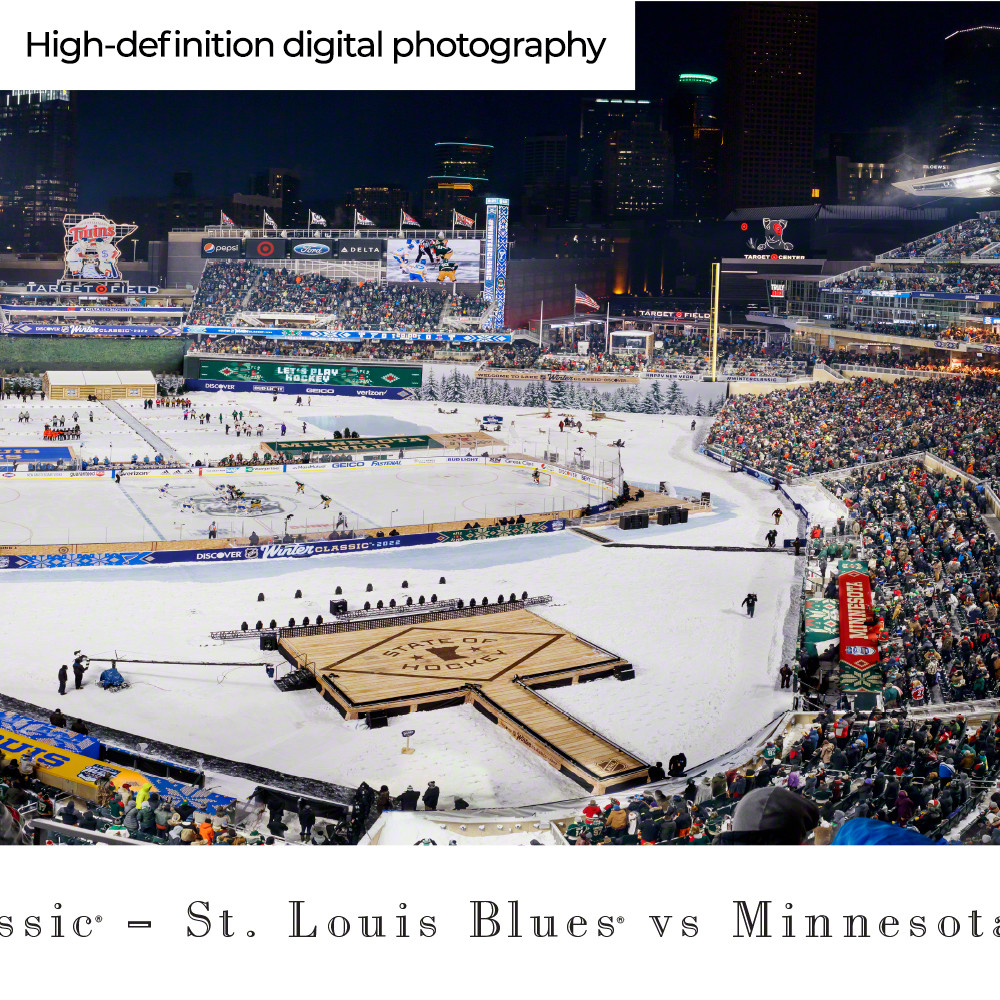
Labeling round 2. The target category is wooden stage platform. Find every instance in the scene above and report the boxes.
[279,604,649,794]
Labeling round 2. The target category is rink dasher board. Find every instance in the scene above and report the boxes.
[0,456,614,492]
[0,518,568,571]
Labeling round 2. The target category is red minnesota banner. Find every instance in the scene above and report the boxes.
[837,570,881,693]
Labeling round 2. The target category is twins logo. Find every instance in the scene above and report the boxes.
[62,213,137,281]
[747,218,794,252]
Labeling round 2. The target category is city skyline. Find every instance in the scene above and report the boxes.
[72,3,1000,208]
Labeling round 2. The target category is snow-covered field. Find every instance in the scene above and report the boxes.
[0,397,803,809]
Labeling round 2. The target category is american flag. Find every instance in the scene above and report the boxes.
[309,210,327,226]
[355,210,375,227]
[220,211,235,227]
[574,287,600,311]
[401,210,420,226]
[453,211,475,228]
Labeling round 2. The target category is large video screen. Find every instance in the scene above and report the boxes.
[386,238,480,283]
[199,359,422,388]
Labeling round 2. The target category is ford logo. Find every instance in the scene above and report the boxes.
[293,243,330,256]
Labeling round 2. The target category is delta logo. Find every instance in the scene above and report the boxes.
[292,243,331,256]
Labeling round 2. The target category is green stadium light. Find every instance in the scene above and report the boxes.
[679,73,718,84]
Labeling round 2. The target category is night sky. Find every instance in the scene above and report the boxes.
[77,2,1000,206]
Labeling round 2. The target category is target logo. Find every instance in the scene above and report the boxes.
[256,241,276,257]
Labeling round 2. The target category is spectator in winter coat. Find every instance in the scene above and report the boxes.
[398,786,420,810]
[896,791,916,824]
[607,806,628,832]
[297,799,316,840]
[422,781,440,810]
[710,773,728,798]
[58,801,80,826]
[137,803,157,835]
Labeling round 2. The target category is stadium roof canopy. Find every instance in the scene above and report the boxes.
[893,161,1000,198]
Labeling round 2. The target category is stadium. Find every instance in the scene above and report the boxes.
[1,180,1000,849]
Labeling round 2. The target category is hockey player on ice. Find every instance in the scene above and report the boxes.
[295,481,305,494]
[335,511,348,529]
[318,494,332,509]
[531,469,541,484]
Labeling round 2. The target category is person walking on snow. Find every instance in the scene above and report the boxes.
[57,664,68,696]
[741,593,759,618]
[772,508,783,525]
[765,528,778,548]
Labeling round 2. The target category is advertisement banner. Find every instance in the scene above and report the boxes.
[475,369,639,384]
[245,237,286,260]
[265,435,441,456]
[386,238,480,283]
[0,710,101,759]
[5,322,183,337]
[0,519,567,571]
[200,238,243,258]
[0,446,74,463]
[284,238,335,259]
[197,358,422,388]
[185,379,417,400]
[186,326,510,343]
[837,570,881,693]
[333,238,384,261]
[3,305,186,315]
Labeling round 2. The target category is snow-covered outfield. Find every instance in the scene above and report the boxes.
[0,401,804,808]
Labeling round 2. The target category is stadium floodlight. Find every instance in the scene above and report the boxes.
[893,161,1000,198]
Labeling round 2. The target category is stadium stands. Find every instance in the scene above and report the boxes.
[187,262,485,332]
[705,374,1000,479]
[881,217,1000,259]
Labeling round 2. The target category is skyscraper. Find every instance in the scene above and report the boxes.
[603,124,673,218]
[521,134,568,221]
[937,26,1000,168]
[577,96,662,220]
[422,141,493,226]
[669,74,723,218]
[720,3,818,210]
[0,90,77,252]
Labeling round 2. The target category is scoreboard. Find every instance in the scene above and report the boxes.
[198,359,423,389]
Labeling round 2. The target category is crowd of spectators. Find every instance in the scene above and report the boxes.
[823,264,1000,297]
[881,217,1000,260]
[818,466,999,712]
[563,706,1000,844]
[187,263,485,334]
[705,374,1000,479]
[189,336,481,363]
[186,261,259,325]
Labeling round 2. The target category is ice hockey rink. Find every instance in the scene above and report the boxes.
[0,462,601,545]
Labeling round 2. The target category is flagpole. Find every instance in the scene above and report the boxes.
[539,298,544,352]
[606,300,610,354]
[399,208,403,239]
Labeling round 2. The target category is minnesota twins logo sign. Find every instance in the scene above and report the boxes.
[62,213,137,282]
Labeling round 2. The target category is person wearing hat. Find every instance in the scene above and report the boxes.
[422,781,440,811]
[398,786,420,811]
[715,787,820,845]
